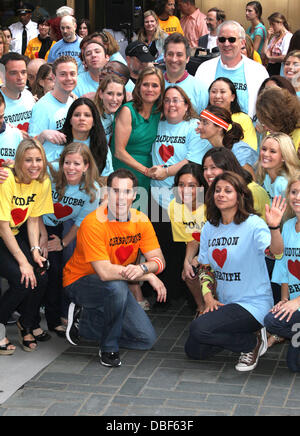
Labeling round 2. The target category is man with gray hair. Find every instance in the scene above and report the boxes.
[56,6,74,17]
[47,15,82,70]
[195,20,268,118]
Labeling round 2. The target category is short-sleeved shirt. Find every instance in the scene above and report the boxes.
[158,16,184,35]
[43,169,100,228]
[0,168,53,235]
[231,140,257,167]
[164,74,207,114]
[246,23,267,55]
[231,112,258,151]
[47,37,82,70]
[198,214,273,324]
[73,71,99,97]
[168,198,206,242]
[151,118,211,209]
[29,92,74,137]
[63,205,160,287]
[272,217,300,309]
[262,174,288,203]
[1,89,35,133]
[0,123,23,161]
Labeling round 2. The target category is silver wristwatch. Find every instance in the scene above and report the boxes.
[139,264,149,274]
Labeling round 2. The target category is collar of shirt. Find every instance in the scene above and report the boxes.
[219,55,244,70]
[164,70,189,83]
[107,207,131,222]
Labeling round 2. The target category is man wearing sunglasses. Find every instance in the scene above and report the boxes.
[195,20,268,119]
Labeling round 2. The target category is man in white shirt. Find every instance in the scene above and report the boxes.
[9,5,39,55]
[0,52,35,134]
[198,8,226,52]
[195,21,268,118]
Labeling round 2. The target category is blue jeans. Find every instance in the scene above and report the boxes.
[185,303,261,360]
[265,311,300,372]
[65,274,157,352]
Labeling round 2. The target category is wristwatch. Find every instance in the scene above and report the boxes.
[139,264,149,274]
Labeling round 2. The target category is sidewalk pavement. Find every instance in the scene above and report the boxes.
[0,299,300,417]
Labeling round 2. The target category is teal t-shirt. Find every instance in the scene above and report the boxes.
[73,71,99,97]
[262,174,288,203]
[246,23,267,55]
[199,214,273,324]
[165,74,207,115]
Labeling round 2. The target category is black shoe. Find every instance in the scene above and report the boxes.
[66,302,81,346]
[99,351,121,367]
[33,330,52,342]
[49,327,66,338]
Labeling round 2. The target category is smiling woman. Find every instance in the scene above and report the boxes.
[0,138,53,355]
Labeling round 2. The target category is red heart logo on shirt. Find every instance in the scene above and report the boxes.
[17,123,29,132]
[192,232,201,242]
[54,203,73,219]
[212,248,227,268]
[0,159,4,167]
[115,245,134,264]
[288,259,300,281]
[11,208,28,226]
[159,144,174,163]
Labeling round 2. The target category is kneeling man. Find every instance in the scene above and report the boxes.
[64,169,166,367]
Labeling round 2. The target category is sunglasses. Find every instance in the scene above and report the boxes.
[218,37,237,43]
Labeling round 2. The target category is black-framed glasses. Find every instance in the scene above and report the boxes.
[100,66,126,79]
[218,37,237,43]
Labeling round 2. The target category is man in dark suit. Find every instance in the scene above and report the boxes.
[198,7,225,52]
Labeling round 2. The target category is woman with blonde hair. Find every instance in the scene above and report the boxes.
[137,10,168,60]
[111,66,164,196]
[37,142,101,338]
[0,138,53,354]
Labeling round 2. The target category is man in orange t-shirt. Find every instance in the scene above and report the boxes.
[64,169,166,367]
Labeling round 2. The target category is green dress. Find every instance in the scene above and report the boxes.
[111,101,161,193]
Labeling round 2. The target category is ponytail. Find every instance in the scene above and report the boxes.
[223,121,244,149]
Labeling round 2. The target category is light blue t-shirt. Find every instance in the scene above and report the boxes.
[0,123,23,160]
[43,137,113,177]
[272,217,300,309]
[198,214,273,324]
[165,74,207,115]
[110,51,127,65]
[262,174,288,203]
[47,37,82,70]
[73,71,99,97]
[215,59,249,116]
[43,170,100,228]
[151,118,211,209]
[29,92,74,137]
[231,140,257,167]
[0,89,35,133]
[101,113,114,145]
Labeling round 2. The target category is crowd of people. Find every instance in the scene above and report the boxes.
[0,0,300,374]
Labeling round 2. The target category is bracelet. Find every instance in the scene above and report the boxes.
[268,225,280,230]
[60,238,65,250]
[144,167,149,176]
[163,165,169,176]
[150,256,164,275]
[30,246,41,253]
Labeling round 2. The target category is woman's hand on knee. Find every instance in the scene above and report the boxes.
[19,261,37,289]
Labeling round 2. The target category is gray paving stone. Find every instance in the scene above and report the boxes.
[142,387,207,402]
[176,381,243,395]
[78,394,111,415]
[148,368,183,389]
[233,404,258,416]
[119,378,147,396]
[44,401,83,416]
[262,386,289,406]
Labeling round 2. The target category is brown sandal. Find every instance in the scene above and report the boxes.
[267,333,285,348]
[0,340,16,355]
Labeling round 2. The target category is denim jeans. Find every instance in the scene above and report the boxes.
[185,303,261,360]
[65,274,157,352]
[265,311,300,372]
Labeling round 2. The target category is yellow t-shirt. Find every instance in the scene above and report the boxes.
[63,205,160,287]
[248,181,270,221]
[158,16,184,35]
[168,198,206,243]
[291,128,300,152]
[232,112,258,151]
[0,168,53,235]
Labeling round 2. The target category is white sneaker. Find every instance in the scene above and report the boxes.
[235,328,267,372]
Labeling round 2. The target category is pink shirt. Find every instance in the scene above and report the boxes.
[180,9,208,48]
